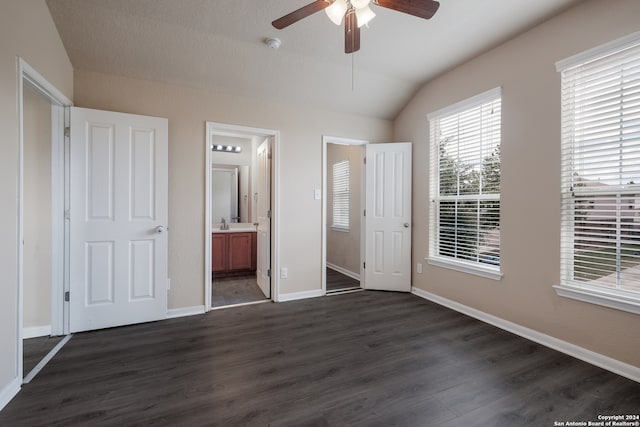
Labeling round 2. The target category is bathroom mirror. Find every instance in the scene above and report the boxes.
[211,164,251,224]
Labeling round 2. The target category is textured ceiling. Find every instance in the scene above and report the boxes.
[46,0,583,120]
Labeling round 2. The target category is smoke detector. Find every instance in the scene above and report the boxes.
[264,37,282,50]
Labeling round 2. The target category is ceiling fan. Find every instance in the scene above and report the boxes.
[272,0,440,54]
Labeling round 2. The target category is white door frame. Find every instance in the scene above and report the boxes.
[17,58,72,383]
[204,122,281,310]
[322,135,368,294]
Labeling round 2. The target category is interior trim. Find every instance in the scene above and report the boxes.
[556,31,640,72]
[412,287,640,383]
[0,377,21,412]
[166,305,206,319]
[427,256,502,281]
[553,285,640,316]
[22,325,52,339]
[279,289,324,302]
[326,262,360,281]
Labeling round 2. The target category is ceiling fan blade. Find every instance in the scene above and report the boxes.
[373,0,440,20]
[345,10,361,54]
[272,0,331,29]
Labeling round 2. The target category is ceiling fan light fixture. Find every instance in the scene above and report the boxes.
[355,5,375,27]
[271,0,440,55]
[325,0,348,25]
[350,0,370,9]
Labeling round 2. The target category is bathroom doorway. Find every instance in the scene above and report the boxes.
[205,123,279,309]
[322,136,367,294]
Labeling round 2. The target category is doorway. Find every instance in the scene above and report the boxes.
[17,59,72,385]
[322,136,367,294]
[21,85,63,381]
[205,123,280,309]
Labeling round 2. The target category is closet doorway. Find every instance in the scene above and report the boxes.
[18,59,72,385]
[322,136,367,294]
[205,123,279,309]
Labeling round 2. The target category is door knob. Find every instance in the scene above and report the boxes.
[404,223,410,228]
[155,226,167,234]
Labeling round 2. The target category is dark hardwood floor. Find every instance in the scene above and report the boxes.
[326,267,360,292]
[23,335,64,376]
[1,291,638,426]
[212,274,267,307]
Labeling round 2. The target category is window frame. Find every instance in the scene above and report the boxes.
[427,87,503,280]
[554,31,640,315]
[331,159,350,232]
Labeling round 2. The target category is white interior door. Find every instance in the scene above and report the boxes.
[256,138,271,298]
[364,143,412,292]
[69,107,169,332]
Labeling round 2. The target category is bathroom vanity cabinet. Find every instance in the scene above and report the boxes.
[212,231,256,277]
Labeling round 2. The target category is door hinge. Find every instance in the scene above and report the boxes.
[64,209,70,221]
[363,156,366,164]
[64,291,70,302]
[267,269,271,277]
[64,127,70,138]
[363,209,366,217]
[363,262,366,269]
[267,210,272,219]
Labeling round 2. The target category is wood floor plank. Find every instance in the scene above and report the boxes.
[1,291,638,426]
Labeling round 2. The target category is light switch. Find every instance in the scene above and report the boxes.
[314,189,321,200]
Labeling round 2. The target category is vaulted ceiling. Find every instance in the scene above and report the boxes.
[46,0,583,120]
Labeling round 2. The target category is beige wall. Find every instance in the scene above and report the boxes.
[0,0,73,403]
[74,70,393,307]
[326,143,362,276]
[23,87,52,329]
[393,0,640,367]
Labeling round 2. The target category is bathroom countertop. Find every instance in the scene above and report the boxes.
[212,224,257,233]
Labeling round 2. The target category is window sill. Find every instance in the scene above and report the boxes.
[553,284,640,315]
[427,256,502,281]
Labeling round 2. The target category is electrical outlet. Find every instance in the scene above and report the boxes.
[280,267,288,279]
[417,263,423,274]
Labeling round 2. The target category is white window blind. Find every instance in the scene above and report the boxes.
[428,88,501,273]
[558,34,640,302]
[332,160,350,231]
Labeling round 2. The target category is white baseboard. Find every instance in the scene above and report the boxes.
[278,289,324,302]
[23,325,51,339]
[326,263,360,281]
[411,287,640,383]
[0,377,21,412]
[166,305,205,319]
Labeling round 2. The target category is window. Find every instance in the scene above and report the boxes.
[428,88,502,279]
[555,33,640,314]
[332,160,350,231]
